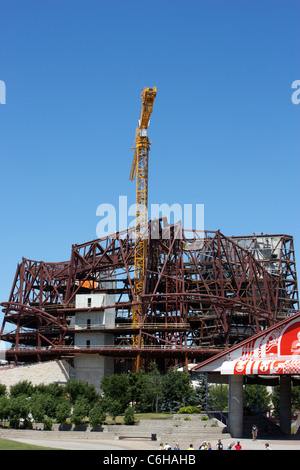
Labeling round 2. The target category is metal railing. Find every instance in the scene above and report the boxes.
[38,322,190,332]
[206,405,228,426]
[9,343,222,351]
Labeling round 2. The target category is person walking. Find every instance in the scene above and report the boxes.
[252,424,258,441]
[234,441,242,450]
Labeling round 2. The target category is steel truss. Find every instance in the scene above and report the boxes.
[1,220,298,371]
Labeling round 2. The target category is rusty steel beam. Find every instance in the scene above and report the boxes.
[1,220,298,371]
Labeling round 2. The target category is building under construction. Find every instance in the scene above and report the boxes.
[0,87,298,385]
[0,222,298,378]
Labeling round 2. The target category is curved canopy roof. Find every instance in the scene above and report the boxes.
[192,312,300,375]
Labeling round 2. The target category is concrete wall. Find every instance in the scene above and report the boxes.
[74,355,114,391]
[74,293,115,348]
[0,360,71,389]
[73,294,115,391]
[74,293,115,329]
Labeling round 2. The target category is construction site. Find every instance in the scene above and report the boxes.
[0,88,299,387]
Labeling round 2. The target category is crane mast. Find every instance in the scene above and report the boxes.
[130,87,157,357]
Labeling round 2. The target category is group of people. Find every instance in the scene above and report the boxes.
[158,422,273,451]
[159,433,272,450]
[159,439,242,450]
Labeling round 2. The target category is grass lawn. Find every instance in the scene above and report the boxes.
[104,412,173,424]
[0,438,62,450]
[135,412,173,420]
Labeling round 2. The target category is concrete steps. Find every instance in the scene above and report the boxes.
[242,414,283,439]
[108,415,231,441]
[0,414,231,443]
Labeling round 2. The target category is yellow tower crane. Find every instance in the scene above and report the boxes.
[130,87,157,364]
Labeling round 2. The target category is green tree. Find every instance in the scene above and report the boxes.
[208,384,229,412]
[193,374,207,411]
[33,382,64,400]
[30,392,58,421]
[103,398,123,423]
[124,406,135,425]
[144,365,163,412]
[65,379,99,405]
[272,384,300,418]
[244,384,271,413]
[43,416,53,431]
[89,401,106,427]
[101,374,130,412]
[0,383,7,397]
[128,369,158,412]
[128,370,147,408]
[71,397,91,426]
[55,398,71,425]
[8,395,30,428]
[161,369,194,410]
[10,380,34,398]
[32,383,49,395]
[30,393,46,423]
[0,395,9,420]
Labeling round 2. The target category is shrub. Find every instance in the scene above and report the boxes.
[101,374,130,412]
[55,399,71,425]
[71,397,90,426]
[43,416,53,431]
[0,396,9,420]
[89,401,106,428]
[103,398,123,424]
[8,395,30,428]
[30,393,46,423]
[10,380,34,398]
[31,392,59,422]
[161,370,195,410]
[177,406,200,414]
[123,406,135,425]
[0,384,7,397]
[65,379,99,405]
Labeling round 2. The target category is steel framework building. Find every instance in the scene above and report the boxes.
[0,220,298,372]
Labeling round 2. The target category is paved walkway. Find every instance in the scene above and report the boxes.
[1,429,300,451]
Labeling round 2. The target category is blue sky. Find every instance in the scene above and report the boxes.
[0,0,299,327]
